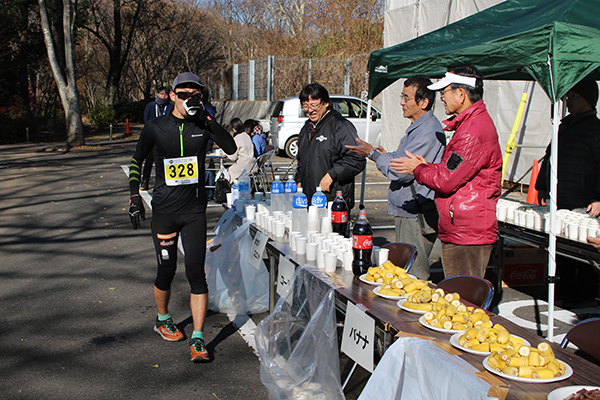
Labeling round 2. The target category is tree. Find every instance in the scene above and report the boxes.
[38,0,85,147]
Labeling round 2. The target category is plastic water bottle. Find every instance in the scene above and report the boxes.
[271,175,285,212]
[292,187,308,236]
[311,186,328,222]
[284,175,297,211]
[231,180,239,209]
[352,210,373,276]
[238,169,251,203]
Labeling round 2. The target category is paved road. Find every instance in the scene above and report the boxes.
[1,137,598,400]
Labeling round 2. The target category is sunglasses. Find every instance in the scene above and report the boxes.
[175,91,200,100]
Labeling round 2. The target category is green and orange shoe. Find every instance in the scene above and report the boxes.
[154,318,185,342]
[190,338,210,362]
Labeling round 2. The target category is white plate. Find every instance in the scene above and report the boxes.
[373,286,406,300]
[418,315,466,334]
[397,299,429,314]
[548,386,600,400]
[482,356,573,383]
[448,333,530,356]
[359,274,382,286]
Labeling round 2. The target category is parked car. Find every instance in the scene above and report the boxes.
[270,95,382,158]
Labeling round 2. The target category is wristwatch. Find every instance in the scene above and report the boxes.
[367,149,376,160]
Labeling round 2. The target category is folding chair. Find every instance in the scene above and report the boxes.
[560,317,600,363]
[436,275,494,310]
[381,242,417,272]
[274,155,297,179]
[249,149,275,193]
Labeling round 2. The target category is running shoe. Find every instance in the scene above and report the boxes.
[190,338,210,362]
[154,318,184,342]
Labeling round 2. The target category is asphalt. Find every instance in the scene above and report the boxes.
[1,128,599,399]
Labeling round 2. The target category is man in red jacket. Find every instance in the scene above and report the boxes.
[391,66,502,278]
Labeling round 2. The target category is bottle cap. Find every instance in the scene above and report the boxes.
[359,211,366,216]
[316,187,322,192]
[275,175,280,180]
[298,187,303,193]
[336,190,343,195]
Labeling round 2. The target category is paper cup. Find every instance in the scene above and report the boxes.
[579,225,589,242]
[296,237,308,255]
[379,248,389,264]
[274,221,285,238]
[321,216,333,234]
[317,249,328,269]
[226,192,233,207]
[254,192,263,202]
[324,252,338,272]
[496,205,507,221]
[343,251,354,271]
[245,205,256,221]
[567,222,578,240]
[525,212,535,229]
[306,242,318,261]
[288,232,300,252]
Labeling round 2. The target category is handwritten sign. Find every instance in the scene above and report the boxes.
[248,229,268,270]
[277,256,296,296]
[341,302,374,372]
[214,208,235,236]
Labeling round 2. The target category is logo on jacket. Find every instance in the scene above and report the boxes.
[316,135,327,142]
[191,134,203,138]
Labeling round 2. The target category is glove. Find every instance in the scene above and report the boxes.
[184,98,212,123]
[129,195,145,229]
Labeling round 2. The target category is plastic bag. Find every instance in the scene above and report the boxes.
[255,265,344,400]
[205,222,269,315]
[358,337,498,400]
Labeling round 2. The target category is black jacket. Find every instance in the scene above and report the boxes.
[536,110,600,210]
[129,113,236,214]
[296,109,366,209]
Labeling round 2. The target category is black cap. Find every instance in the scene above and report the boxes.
[571,79,599,108]
[172,72,204,92]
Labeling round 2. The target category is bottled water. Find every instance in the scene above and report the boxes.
[284,175,297,211]
[238,169,251,203]
[231,180,239,209]
[311,186,328,222]
[292,187,308,236]
[271,175,285,212]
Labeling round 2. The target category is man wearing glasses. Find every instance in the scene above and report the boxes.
[391,66,502,280]
[295,83,366,216]
[346,76,445,280]
[127,72,237,362]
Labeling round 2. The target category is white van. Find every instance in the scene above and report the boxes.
[270,95,382,158]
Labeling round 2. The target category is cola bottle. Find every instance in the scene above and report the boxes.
[352,210,373,276]
[331,191,349,237]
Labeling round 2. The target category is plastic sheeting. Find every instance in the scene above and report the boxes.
[205,221,269,315]
[255,265,344,400]
[358,337,498,400]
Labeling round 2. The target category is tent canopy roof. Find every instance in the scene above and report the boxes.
[368,0,600,101]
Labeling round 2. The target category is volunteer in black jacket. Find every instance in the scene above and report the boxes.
[295,83,366,209]
[127,72,237,363]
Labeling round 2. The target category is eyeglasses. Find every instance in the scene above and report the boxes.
[400,94,415,103]
[302,101,322,111]
[175,91,200,100]
[440,87,454,97]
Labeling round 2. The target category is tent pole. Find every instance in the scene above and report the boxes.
[359,99,374,209]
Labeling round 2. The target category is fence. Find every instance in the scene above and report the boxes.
[230,54,370,101]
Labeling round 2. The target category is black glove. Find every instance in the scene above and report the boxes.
[129,195,145,229]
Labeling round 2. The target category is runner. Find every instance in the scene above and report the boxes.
[127,72,237,362]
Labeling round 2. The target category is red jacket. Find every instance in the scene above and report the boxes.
[414,100,501,245]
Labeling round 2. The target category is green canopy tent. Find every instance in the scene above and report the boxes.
[364,0,600,341]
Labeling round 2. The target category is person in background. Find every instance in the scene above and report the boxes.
[226,118,255,182]
[346,75,446,280]
[295,82,365,208]
[391,66,502,279]
[251,123,267,158]
[140,87,174,190]
[536,78,600,307]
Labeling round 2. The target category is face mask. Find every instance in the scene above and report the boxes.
[156,96,170,106]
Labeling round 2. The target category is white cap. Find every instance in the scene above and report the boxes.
[275,175,280,180]
[428,72,477,90]
[316,186,322,191]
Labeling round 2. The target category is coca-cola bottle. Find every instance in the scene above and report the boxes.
[331,191,349,237]
[352,210,373,276]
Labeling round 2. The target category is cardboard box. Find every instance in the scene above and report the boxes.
[502,246,547,286]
